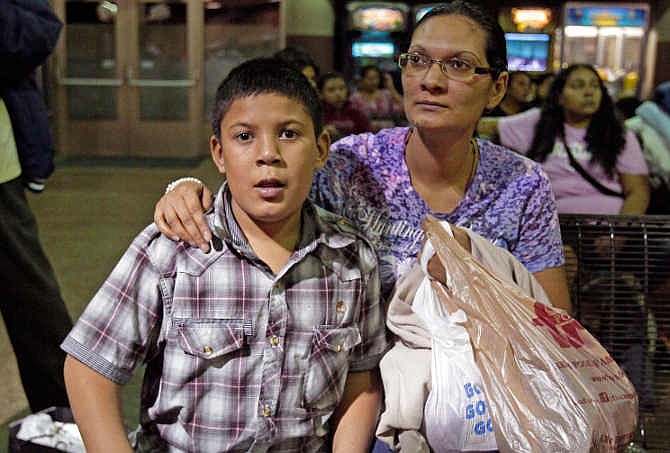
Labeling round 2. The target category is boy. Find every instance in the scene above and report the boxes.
[62,58,388,452]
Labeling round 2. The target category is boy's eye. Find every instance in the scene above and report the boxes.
[235,132,252,141]
[280,129,298,139]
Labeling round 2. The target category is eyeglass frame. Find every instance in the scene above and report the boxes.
[397,52,502,81]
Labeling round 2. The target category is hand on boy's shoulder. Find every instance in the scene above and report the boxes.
[128,221,220,277]
[154,179,214,253]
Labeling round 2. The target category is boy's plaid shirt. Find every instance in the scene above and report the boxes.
[62,184,388,452]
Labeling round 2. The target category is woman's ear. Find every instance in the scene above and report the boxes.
[210,135,226,175]
[486,71,509,111]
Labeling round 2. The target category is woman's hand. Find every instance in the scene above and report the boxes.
[154,180,214,252]
[426,225,472,282]
[619,173,650,215]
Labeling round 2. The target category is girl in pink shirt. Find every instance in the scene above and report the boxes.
[498,64,649,215]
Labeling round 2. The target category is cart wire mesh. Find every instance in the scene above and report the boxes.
[560,214,670,452]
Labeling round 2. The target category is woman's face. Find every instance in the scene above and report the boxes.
[321,77,348,109]
[559,68,602,124]
[401,14,506,134]
[360,69,380,92]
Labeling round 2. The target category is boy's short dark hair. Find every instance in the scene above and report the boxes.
[211,58,323,139]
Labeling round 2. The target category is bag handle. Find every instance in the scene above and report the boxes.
[562,142,625,198]
[420,221,454,274]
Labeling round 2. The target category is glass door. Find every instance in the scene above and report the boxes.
[53,0,129,157]
[127,0,204,157]
[52,0,205,158]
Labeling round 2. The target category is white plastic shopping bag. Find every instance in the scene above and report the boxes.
[412,224,497,452]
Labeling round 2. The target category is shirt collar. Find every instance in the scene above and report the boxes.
[208,182,352,261]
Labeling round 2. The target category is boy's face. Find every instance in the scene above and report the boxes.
[210,93,330,234]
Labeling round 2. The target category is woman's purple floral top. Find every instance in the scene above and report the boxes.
[311,127,564,296]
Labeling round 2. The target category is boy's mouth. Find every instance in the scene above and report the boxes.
[255,179,285,197]
[256,179,285,188]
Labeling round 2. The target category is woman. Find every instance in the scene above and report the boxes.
[154,1,570,311]
[497,63,649,215]
[349,64,404,131]
[318,71,371,141]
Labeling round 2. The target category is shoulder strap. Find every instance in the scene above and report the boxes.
[562,142,624,198]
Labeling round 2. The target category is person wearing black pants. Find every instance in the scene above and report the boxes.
[1,0,73,412]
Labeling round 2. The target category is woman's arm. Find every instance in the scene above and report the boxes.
[331,370,382,453]
[64,355,133,453]
[532,266,572,313]
[426,227,571,312]
[619,173,650,214]
[475,117,500,140]
[154,179,214,251]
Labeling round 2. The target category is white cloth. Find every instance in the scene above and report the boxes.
[626,108,670,188]
[15,413,85,453]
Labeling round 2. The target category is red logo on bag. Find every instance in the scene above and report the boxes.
[532,303,588,349]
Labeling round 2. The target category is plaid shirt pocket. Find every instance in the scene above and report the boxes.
[176,318,247,359]
[302,326,362,411]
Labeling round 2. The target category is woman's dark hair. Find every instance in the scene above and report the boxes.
[317,71,346,94]
[414,1,507,77]
[654,81,670,115]
[211,58,322,139]
[615,96,641,121]
[527,63,625,177]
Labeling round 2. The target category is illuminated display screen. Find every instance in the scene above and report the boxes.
[505,33,550,71]
[566,6,647,27]
[351,7,406,31]
[352,41,395,58]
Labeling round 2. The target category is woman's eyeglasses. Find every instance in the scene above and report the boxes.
[398,52,500,82]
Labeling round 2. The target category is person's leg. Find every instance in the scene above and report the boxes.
[0,177,73,411]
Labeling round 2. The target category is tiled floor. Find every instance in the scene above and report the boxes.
[0,156,221,446]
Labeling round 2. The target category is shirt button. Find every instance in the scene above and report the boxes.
[203,346,213,355]
[269,336,280,347]
[262,406,271,417]
[336,344,343,352]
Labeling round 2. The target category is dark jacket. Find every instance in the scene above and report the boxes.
[1,0,63,183]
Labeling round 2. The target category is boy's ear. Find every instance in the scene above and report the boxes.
[314,130,330,169]
[210,135,226,175]
[486,71,509,111]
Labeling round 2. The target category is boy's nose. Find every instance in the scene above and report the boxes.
[257,138,282,164]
